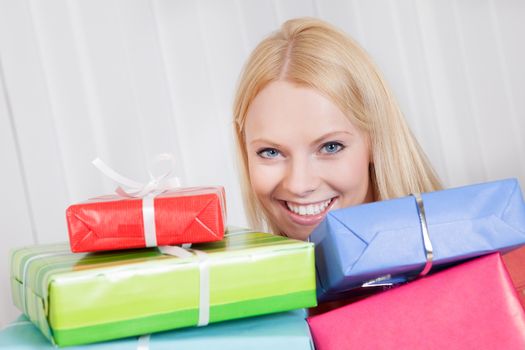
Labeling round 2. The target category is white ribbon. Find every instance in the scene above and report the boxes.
[142,192,159,247]
[159,246,210,327]
[92,154,182,247]
[137,334,151,350]
[194,249,210,326]
[1,320,32,330]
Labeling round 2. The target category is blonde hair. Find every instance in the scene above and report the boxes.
[233,17,441,233]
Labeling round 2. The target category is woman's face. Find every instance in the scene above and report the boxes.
[244,81,373,240]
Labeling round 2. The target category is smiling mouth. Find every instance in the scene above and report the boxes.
[284,198,336,216]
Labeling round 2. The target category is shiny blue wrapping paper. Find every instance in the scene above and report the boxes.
[311,178,525,302]
[0,310,313,349]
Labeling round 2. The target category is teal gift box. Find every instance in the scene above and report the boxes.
[0,310,314,349]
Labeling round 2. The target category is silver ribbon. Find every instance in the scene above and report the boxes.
[412,193,434,276]
[361,274,394,288]
[92,154,182,247]
[362,193,434,288]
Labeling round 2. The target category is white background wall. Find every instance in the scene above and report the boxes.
[0,0,523,328]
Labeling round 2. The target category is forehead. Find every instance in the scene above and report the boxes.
[244,81,357,143]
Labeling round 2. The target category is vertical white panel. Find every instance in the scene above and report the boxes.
[30,0,186,201]
[315,0,365,43]
[493,0,525,135]
[0,0,70,244]
[114,0,185,173]
[387,0,448,183]
[237,0,279,52]
[29,0,105,201]
[152,0,208,185]
[351,1,447,182]
[0,58,34,327]
[273,0,316,21]
[154,0,248,226]
[416,0,488,187]
[67,0,149,182]
[454,0,525,184]
[489,0,525,187]
[197,0,250,226]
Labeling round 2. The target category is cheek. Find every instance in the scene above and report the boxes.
[329,149,371,192]
[247,161,282,199]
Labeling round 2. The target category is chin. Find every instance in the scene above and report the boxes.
[281,227,313,241]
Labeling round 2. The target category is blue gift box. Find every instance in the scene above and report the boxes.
[310,178,525,302]
[0,310,314,349]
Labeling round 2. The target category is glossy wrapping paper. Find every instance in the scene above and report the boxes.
[0,310,314,349]
[502,245,525,309]
[307,253,525,350]
[66,186,226,252]
[310,178,525,301]
[10,228,316,347]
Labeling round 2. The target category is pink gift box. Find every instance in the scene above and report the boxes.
[503,246,525,309]
[307,253,525,350]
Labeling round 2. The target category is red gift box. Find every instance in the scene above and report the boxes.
[503,245,525,309]
[307,253,525,350]
[66,187,226,252]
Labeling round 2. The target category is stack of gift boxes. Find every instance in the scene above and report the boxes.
[308,178,525,349]
[2,173,525,349]
[3,183,317,349]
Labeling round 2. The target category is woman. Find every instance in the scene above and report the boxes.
[233,17,441,241]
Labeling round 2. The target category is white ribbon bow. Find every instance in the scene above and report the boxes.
[92,153,182,247]
[92,153,181,198]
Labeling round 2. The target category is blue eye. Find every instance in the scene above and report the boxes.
[257,148,281,159]
[320,142,344,154]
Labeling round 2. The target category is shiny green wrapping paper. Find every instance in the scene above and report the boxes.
[10,228,316,346]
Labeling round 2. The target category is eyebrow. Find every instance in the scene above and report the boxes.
[248,139,283,148]
[311,131,353,145]
[249,131,353,147]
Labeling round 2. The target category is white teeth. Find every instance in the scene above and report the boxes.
[286,199,332,216]
[306,205,314,215]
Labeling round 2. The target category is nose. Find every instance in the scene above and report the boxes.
[281,156,320,197]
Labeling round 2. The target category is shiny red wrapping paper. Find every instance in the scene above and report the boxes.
[503,246,525,309]
[307,253,525,350]
[66,186,226,252]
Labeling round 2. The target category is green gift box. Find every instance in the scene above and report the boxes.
[10,228,316,347]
